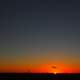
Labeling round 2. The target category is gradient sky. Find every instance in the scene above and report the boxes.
[0,0,80,73]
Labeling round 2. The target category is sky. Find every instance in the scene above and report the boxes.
[0,0,80,73]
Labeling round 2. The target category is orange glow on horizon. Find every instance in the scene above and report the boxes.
[0,63,80,73]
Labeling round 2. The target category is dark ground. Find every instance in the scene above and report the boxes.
[0,73,80,80]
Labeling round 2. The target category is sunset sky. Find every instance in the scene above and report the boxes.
[0,0,80,73]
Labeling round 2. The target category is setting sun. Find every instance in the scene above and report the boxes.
[53,72,57,75]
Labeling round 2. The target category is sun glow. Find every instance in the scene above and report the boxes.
[54,72,57,75]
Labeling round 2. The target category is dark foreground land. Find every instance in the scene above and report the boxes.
[0,73,80,80]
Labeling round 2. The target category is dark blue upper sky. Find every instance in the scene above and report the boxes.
[0,0,80,66]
